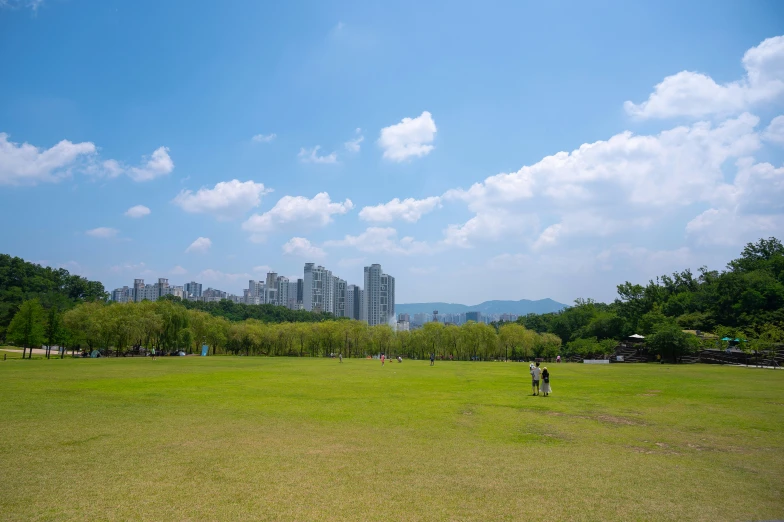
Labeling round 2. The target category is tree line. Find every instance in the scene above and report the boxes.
[3,238,782,362]
[513,238,784,360]
[6,297,563,360]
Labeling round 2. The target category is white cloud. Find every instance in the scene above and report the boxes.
[0,133,96,185]
[169,265,187,275]
[625,35,784,119]
[253,265,273,273]
[124,205,151,218]
[359,196,442,223]
[128,146,174,181]
[443,113,763,248]
[282,237,326,259]
[85,145,174,182]
[173,180,271,220]
[252,133,276,143]
[532,224,563,251]
[324,227,431,255]
[762,115,784,145]
[185,237,212,254]
[298,146,338,164]
[378,111,437,161]
[86,227,118,239]
[344,128,364,153]
[242,192,353,241]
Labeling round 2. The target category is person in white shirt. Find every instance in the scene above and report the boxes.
[530,362,542,396]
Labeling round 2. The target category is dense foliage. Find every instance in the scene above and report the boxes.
[516,238,784,359]
[0,254,107,342]
[159,295,339,323]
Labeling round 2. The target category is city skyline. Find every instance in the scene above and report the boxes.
[109,260,397,325]
[1,3,783,305]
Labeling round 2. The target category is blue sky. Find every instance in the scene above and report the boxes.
[1,0,783,304]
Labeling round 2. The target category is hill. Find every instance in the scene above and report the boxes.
[396,298,568,317]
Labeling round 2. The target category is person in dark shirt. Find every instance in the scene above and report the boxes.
[541,367,551,396]
[430,352,435,366]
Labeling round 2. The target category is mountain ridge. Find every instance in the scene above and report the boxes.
[395,298,569,317]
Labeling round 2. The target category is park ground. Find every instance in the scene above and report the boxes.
[1,356,782,521]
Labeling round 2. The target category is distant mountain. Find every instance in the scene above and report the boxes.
[395,298,568,317]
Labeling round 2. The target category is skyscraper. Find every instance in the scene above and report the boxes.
[333,277,346,317]
[363,264,395,326]
[304,263,333,312]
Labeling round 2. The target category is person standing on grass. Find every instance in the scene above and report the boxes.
[531,362,541,395]
[381,353,385,366]
[430,352,435,366]
[151,347,156,361]
[339,353,343,363]
[541,367,551,396]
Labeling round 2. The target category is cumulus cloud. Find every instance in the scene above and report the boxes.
[86,227,119,239]
[127,146,174,181]
[85,145,174,182]
[242,192,353,241]
[298,146,338,164]
[169,265,187,275]
[443,113,763,248]
[173,179,271,220]
[0,133,96,185]
[324,227,431,255]
[124,205,151,218]
[185,237,212,254]
[252,133,276,143]
[359,196,441,223]
[282,237,326,259]
[625,35,784,119]
[378,111,437,161]
[253,265,273,273]
[344,128,364,153]
[762,115,784,145]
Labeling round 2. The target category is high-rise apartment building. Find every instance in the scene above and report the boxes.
[346,284,363,320]
[333,277,346,317]
[363,264,395,326]
[465,311,481,322]
[184,281,203,298]
[304,263,334,312]
[112,286,132,303]
[398,313,410,323]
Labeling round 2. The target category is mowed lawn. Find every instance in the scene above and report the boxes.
[1,358,782,521]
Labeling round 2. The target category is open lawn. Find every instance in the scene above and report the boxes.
[1,357,782,521]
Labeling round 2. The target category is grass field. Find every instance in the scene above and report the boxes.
[1,357,782,521]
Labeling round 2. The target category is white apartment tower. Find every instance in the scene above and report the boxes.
[304,263,334,313]
[363,264,395,326]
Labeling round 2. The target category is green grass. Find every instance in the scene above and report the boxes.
[1,357,783,521]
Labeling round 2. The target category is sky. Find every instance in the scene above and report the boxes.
[1,0,783,305]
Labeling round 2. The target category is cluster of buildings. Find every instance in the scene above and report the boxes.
[110,263,397,327]
[402,311,519,328]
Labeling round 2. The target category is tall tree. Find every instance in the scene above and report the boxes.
[7,299,45,359]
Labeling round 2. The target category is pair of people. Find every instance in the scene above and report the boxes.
[530,362,552,396]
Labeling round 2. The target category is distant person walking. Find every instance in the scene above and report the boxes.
[531,362,541,396]
[151,348,156,361]
[430,352,435,366]
[556,355,561,364]
[381,354,385,366]
[541,367,551,396]
[339,353,343,363]
[397,355,402,363]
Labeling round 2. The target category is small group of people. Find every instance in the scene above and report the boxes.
[529,361,551,396]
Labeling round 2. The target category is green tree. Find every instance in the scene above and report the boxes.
[647,323,695,363]
[7,299,46,359]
